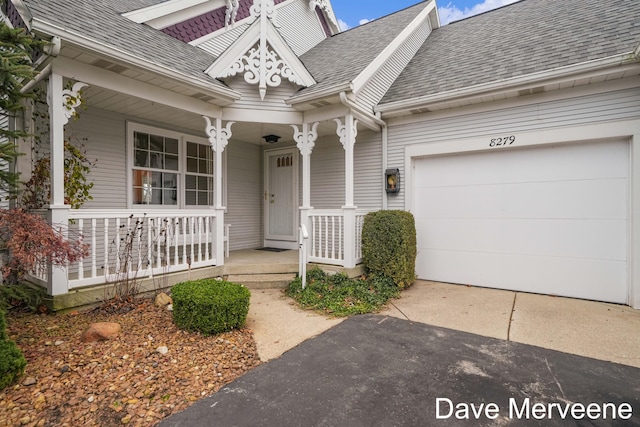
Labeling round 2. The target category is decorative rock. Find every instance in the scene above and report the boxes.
[156,346,168,355]
[34,394,46,410]
[22,377,37,386]
[154,293,172,307]
[81,322,121,342]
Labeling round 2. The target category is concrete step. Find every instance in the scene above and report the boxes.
[223,263,299,275]
[226,273,297,289]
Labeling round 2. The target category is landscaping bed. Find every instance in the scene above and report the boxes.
[0,300,260,426]
[286,269,400,317]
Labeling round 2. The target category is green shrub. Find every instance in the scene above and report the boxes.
[172,279,250,335]
[0,309,5,341]
[0,309,27,390]
[362,210,417,289]
[286,268,399,317]
[0,339,26,390]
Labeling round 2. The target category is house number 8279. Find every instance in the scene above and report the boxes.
[489,136,516,147]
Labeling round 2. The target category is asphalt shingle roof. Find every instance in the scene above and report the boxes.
[380,0,640,105]
[296,1,428,97]
[21,0,227,90]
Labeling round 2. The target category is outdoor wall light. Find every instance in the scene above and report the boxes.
[385,168,400,194]
[263,134,281,144]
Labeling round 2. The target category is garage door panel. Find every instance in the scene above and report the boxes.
[414,141,628,187]
[412,139,628,304]
[417,218,626,261]
[414,179,627,220]
[418,249,627,304]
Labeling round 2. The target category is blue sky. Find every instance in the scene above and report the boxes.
[331,0,521,29]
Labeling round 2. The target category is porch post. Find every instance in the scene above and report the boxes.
[46,74,87,295]
[335,114,358,268]
[204,117,234,265]
[292,122,319,237]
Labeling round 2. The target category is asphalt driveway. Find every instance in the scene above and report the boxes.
[158,315,640,426]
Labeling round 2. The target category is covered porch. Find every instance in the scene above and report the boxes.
[27,66,382,300]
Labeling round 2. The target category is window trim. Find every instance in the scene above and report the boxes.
[126,122,224,209]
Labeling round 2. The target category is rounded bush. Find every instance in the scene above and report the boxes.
[171,279,250,335]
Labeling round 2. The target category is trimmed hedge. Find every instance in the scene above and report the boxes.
[362,210,417,289]
[172,279,250,335]
[0,309,27,390]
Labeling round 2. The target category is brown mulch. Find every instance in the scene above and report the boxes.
[0,300,261,426]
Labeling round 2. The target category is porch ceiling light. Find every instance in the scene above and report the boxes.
[263,134,281,144]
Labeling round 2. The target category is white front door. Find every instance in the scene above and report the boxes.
[264,148,298,246]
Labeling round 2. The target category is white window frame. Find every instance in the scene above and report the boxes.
[126,122,225,209]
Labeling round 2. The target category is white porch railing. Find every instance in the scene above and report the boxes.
[66,210,219,289]
[307,209,370,266]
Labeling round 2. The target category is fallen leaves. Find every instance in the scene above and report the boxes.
[0,300,261,426]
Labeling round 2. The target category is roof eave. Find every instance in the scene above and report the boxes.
[376,52,639,116]
[286,81,354,106]
[31,17,242,105]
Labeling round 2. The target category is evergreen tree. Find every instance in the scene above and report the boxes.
[0,15,43,195]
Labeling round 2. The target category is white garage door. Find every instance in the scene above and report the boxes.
[412,140,629,304]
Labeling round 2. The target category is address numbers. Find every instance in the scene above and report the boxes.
[489,135,516,147]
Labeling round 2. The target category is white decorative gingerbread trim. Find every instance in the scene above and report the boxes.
[250,0,278,25]
[221,42,304,100]
[225,0,239,27]
[334,117,358,150]
[309,0,338,28]
[60,81,88,125]
[291,123,320,156]
[203,117,235,153]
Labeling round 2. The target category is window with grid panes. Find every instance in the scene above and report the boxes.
[186,140,214,206]
[129,125,215,207]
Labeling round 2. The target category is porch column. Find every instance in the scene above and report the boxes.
[204,117,234,265]
[46,74,87,295]
[335,114,358,268]
[291,122,319,236]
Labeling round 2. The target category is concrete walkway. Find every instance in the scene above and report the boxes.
[249,280,640,368]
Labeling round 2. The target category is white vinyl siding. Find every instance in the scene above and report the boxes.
[357,20,432,112]
[275,0,327,56]
[387,86,640,210]
[310,130,383,209]
[65,108,128,210]
[196,24,250,56]
[226,139,263,250]
[226,77,301,112]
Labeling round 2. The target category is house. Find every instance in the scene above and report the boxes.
[2,0,639,309]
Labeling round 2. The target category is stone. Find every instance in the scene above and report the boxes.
[81,322,121,343]
[155,293,172,307]
[156,346,169,355]
[22,377,37,386]
[166,304,173,311]
[54,340,64,346]
[34,395,46,410]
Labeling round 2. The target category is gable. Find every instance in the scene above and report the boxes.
[206,1,316,101]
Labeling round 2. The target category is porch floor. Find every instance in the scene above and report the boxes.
[225,248,299,267]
